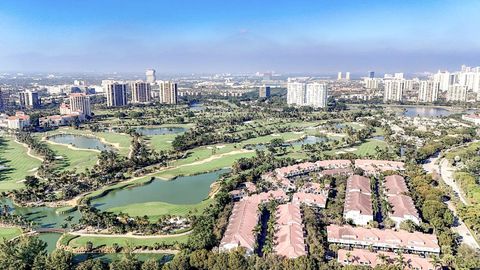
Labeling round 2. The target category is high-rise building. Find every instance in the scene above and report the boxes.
[433,71,455,91]
[368,71,375,79]
[146,69,156,84]
[0,88,3,111]
[364,78,379,89]
[345,72,351,81]
[446,84,467,102]
[69,93,92,116]
[287,82,328,108]
[394,73,404,80]
[287,82,306,105]
[305,83,328,108]
[383,80,405,102]
[159,81,178,104]
[259,85,271,98]
[19,90,40,109]
[105,82,128,107]
[337,72,342,80]
[418,81,440,103]
[130,81,152,103]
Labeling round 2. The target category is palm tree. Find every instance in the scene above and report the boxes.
[377,253,389,265]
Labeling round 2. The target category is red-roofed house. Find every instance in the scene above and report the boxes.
[274,203,307,258]
[327,225,440,254]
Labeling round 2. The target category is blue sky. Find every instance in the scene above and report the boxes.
[1,0,479,73]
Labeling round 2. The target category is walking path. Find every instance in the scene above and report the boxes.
[422,151,479,250]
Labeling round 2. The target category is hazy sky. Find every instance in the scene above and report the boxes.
[1,0,480,73]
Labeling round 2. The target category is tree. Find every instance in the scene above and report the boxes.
[45,249,73,270]
[141,258,159,270]
[0,235,47,270]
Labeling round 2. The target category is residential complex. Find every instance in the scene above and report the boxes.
[105,82,128,107]
[69,93,91,116]
[19,90,40,109]
[383,79,405,102]
[287,81,328,108]
[418,80,439,103]
[259,85,271,98]
[158,81,178,104]
[130,81,152,103]
[446,84,468,102]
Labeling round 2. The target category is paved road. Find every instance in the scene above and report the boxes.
[422,155,479,250]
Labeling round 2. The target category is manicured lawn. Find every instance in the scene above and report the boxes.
[108,199,212,221]
[0,139,42,191]
[0,227,23,241]
[148,134,177,151]
[67,234,189,249]
[354,139,388,156]
[48,143,98,172]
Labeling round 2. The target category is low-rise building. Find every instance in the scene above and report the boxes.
[337,249,437,269]
[344,191,373,225]
[384,175,421,226]
[327,225,440,255]
[355,159,405,175]
[7,111,30,130]
[274,203,307,258]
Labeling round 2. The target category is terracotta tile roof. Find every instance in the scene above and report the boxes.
[384,175,409,195]
[337,249,437,269]
[388,195,420,220]
[346,175,371,194]
[315,159,352,169]
[355,159,405,174]
[292,192,327,208]
[327,225,440,254]
[344,191,373,215]
[274,203,307,258]
[220,198,260,252]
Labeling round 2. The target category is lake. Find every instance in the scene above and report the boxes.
[92,168,230,209]
[47,134,111,151]
[401,107,452,117]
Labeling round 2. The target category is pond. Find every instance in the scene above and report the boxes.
[189,102,205,111]
[92,168,230,210]
[0,169,229,253]
[135,126,187,136]
[401,106,452,117]
[47,134,112,151]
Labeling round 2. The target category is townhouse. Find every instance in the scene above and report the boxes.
[337,249,437,269]
[274,203,307,258]
[384,175,421,226]
[327,225,440,255]
[344,175,374,225]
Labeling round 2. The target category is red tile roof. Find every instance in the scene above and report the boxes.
[327,225,440,254]
[346,175,371,194]
[388,195,420,220]
[344,191,373,215]
[274,203,307,258]
[384,175,409,195]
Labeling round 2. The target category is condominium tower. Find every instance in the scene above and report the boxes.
[418,81,439,103]
[105,82,128,107]
[69,93,92,116]
[130,81,152,103]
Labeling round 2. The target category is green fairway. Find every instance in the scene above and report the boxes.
[354,139,388,156]
[0,227,23,242]
[148,134,177,151]
[46,143,98,172]
[0,139,42,191]
[108,199,212,221]
[66,234,189,249]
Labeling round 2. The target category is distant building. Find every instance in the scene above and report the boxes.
[159,81,178,104]
[287,82,305,105]
[0,88,3,111]
[418,80,439,103]
[383,80,404,102]
[345,72,351,81]
[447,84,468,102]
[305,83,328,108]
[69,93,91,116]
[368,71,375,78]
[259,85,271,98]
[364,78,379,89]
[130,81,152,103]
[19,90,40,109]
[7,111,30,130]
[394,73,404,79]
[145,69,156,84]
[433,71,455,91]
[105,82,128,107]
[337,72,342,80]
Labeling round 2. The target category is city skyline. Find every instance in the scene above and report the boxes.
[1,0,480,73]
